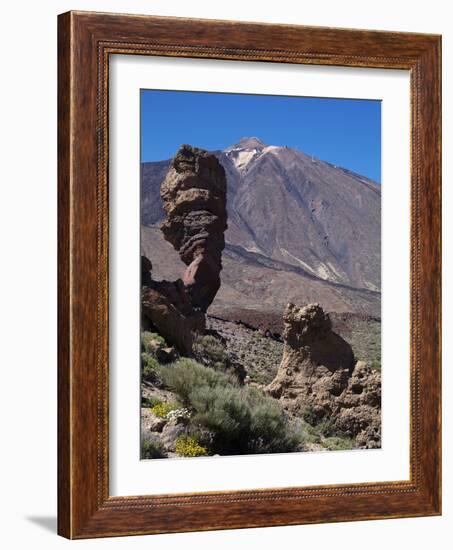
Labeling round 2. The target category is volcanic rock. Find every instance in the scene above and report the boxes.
[141,145,227,354]
[267,303,354,401]
[160,145,227,311]
[266,303,381,448]
[161,417,189,452]
[141,408,167,433]
[141,255,205,354]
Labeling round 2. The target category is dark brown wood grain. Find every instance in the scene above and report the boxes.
[57,10,442,539]
[57,11,71,538]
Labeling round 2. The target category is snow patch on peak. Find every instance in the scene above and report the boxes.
[232,150,258,171]
[263,145,282,154]
[226,143,291,173]
[225,137,266,152]
[226,148,264,173]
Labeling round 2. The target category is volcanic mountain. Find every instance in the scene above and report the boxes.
[141,138,381,324]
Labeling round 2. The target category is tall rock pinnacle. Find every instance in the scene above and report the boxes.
[160,144,227,311]
[141,145,227,354]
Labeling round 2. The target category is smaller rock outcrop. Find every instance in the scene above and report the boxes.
[161,417,190,452]
[141,408,167,433]
[266,303,381,448]
[141,256,205,355]
[267,303,354,401]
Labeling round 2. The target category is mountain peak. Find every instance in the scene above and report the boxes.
[226,137,267,151]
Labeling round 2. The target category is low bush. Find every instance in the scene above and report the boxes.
[159,359,300,455]
[295,418,354,450]
[141,437,167,459]
[141,353,160,383]
[141,395,162,408]
[193,334,229,371]
[141,331,167,354]
[297,419,323,446]
[322,435,355,451]
[157,358,234,405]
[248,371,273,385]
[370,360,381,371]
[175,435,208,457]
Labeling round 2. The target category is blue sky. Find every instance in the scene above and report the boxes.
[141,90,381,183]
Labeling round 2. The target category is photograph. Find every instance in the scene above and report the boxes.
[0,1,445,544]
[139,90,382,459]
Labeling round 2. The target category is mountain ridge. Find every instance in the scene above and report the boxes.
[141,138,381,318]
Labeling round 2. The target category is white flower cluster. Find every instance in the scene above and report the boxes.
[166,408,191,421]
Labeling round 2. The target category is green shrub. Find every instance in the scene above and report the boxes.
[141,353,160,382]
[175,435,208,457]
[322,435,355,451]
[141,331,167,354]
[370,360,381,372]
[141,437,167,459]
[298,419,323,445]
[248,371,273,385]
[157,358,234,405]
[150,402,176,418]
[247,387,300,453]
[189,384,250,453]
[302,408,356,443]
[295,418,354,450]
[193,334,229,371]
[141,395,162,408]
[186,425,215,449]
[159,359,300,455]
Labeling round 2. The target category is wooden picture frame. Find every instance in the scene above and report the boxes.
[58,10,441,539]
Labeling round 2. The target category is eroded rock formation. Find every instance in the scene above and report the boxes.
[160,144,227,311]
[141,256,205,354]
[267,303,381,448]
[141,145,227,354]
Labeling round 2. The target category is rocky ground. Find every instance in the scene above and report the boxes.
[330,312,381,370]
[206,311,381,384]
[140,309,381,459]
[206,315,283,385]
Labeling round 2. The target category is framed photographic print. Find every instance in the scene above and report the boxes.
[58,11,441,538]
